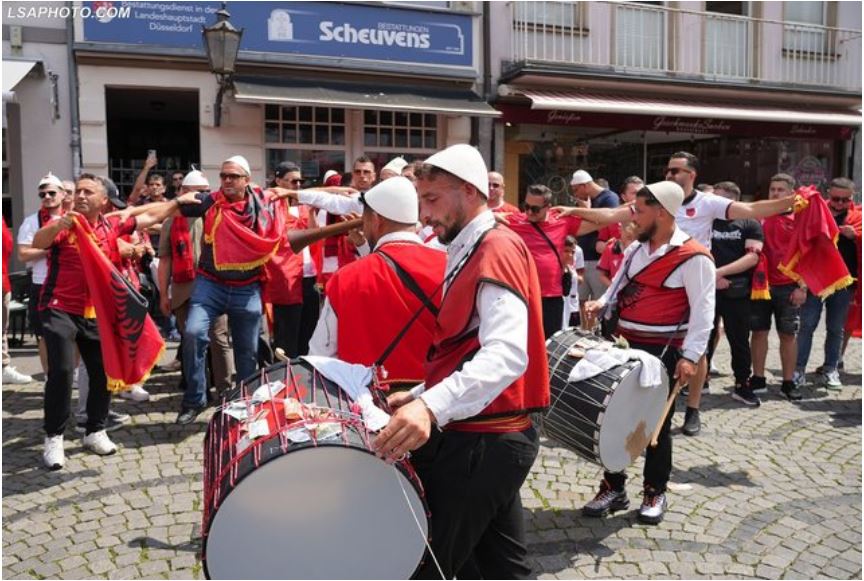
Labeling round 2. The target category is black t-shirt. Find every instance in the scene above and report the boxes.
[710,218,763,296]
[577,188,619,260]
[834,210,859,278]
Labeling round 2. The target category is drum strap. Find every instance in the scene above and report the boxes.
[377,249,439,317]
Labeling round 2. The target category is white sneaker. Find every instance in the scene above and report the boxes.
[3,366,33,384]
[43,435,65,470]
[792,369,807,388]
[118,384,150,402]
[82,430,117,455]
[824,370,843,390]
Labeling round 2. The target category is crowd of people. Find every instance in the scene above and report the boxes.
[1,144,860,579]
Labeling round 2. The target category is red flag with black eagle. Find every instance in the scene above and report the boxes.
[778,186,855,299]
[72,216,165,392]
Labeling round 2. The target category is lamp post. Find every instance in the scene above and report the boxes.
[202,3,243,127]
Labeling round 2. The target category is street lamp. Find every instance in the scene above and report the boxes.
[202,3,243,127]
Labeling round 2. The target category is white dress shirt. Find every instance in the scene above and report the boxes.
[308,231,425,359]
[410,210,530,427]
[298,190,363,215]
[596,226,716,363]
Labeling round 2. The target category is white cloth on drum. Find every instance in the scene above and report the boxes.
[300,356,391,431]
[567,348,663,388]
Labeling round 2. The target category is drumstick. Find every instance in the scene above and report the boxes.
[649,380,684,448]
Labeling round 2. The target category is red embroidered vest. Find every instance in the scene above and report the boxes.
[425,226,549,430]
[327,241,446,386]
[616,238,712,348]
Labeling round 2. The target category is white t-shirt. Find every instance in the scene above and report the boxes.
[675,190,733,249]
[17,212,60,285]
[562,245,584,328]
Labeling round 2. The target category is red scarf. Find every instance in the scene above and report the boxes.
[203,188,287,272]
[71,215,165,392]
[169,215,196,283]
[778,186,854,299]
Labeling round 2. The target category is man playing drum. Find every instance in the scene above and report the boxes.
[309,176,446,386]
[583,181,716,524]
[373,144,550,579]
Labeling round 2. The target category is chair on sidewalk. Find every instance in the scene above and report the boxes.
[7,271,31,347]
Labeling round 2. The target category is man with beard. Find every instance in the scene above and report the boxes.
[582,181,715,524]
[373,144,549,579]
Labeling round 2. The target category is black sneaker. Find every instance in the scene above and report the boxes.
[176,405,206,425]
[75,410,131,433]
[682,407,701,436]
[731,384,761,407]
[781,380,803,401]
[638,487,667,525]
[748,375,767,394]
[582,480,629,517]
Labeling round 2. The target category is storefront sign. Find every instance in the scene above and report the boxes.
[82,1,473,68]
[497,104,856,140]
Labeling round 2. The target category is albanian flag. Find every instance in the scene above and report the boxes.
[778,186,854,299]
[203,189,287,272]
[844,204,862,338]
[73,216,165,392]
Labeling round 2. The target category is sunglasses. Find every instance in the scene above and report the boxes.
[525,203,548,214]
[665,167,693,176]
[830,196,852,204]
[38,190,60,198]
[219,173,246,181]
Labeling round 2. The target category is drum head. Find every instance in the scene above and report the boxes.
[597,363,668,472]
[205,445,428,580]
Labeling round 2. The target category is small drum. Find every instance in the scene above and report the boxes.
[202,360,429,580]
[538,328,668,472]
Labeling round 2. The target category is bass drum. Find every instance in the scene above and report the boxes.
[202,360,429,580]
[539,328,669,472]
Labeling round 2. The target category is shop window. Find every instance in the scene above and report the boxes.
[265,148,346,187]
[265,105,346,147]
[363,110,438,152]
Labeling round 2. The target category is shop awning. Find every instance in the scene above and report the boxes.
[509,88,861,126]
[3,60,40,93]
[233,77,500,117]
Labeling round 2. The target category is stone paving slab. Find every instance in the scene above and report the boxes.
[3,324,861,579]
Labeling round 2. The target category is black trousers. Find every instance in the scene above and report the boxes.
[412,427,539,580]
[297,277,320,356]
[541,296,564,340]
[605,342,679,493]
[707,292,752,385]
[42,309,109,435]
[272,303,303,358]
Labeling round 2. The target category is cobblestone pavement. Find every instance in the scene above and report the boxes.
[3,323,861,580]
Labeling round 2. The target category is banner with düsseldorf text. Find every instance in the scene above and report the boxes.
[82,1,474,69]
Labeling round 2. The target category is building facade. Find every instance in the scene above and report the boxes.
[487,1,862,205]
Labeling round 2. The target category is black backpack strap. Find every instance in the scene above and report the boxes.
[377,249,439,317]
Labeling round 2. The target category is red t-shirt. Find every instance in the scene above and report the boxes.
[2,218,13,294]
[40,216,137,316]
[598,239,625,278]
[762,213,796,286]
[505,210,583,297]
[598,223,622,245]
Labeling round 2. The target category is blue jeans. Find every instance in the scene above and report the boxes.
[182,277,261,408]
[796,287,852,372]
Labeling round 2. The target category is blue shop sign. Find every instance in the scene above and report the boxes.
[83,1,474,68]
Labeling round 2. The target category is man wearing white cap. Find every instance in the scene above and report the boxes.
[372,144,549,579]
[157,170,233,402]
[171,155,284,424]
[582,181,716,525]
[570,169,621,305]
[379,156,408,180]
[309,176,446,385]
[16,172,68,376]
